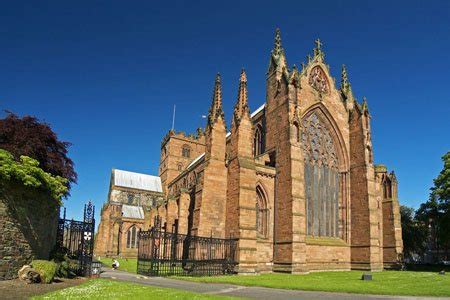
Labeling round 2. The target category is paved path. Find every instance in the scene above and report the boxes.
[100,269,449,300]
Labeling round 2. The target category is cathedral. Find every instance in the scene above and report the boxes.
[94,29,403,273]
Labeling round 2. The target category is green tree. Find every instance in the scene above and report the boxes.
[0,149,68,202]
[400,205,427,260]
[416,151,450,259]
[0,112,77,191]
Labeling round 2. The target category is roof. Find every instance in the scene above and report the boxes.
[121,204,144,219]
[112,169,163,193]
[251,103,266,118]
[187,152,205,169]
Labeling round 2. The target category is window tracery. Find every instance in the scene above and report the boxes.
[302,112,340,238]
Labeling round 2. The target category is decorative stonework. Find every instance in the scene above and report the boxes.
[309,66,329,94]
[301,112,338,170]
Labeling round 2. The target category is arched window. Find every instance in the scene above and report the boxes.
[302,112,340,238]
[253,125,264,156]
[383,176,392,199]
[182,145,191,158]
[126,225,139,248]
[177,162,183,171]
[256,185,268,237]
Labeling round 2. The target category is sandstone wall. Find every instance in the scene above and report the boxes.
[0,182,59,280]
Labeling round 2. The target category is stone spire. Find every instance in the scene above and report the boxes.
[268,28,288,75]
[207,73,225,127]
[341,64,352,94]
[361,96,369,113]
[273,28,283,57]
[233,69,250,124]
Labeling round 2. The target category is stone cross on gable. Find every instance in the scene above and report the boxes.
[315,38,322,50]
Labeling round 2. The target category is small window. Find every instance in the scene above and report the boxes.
[182,145,191,158]
[256,185,268,237]
[253,125,264,156]
[126,225,139,248]
[177,163,183,171]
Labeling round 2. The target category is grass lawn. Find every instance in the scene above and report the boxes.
[32,278,235,300]
[178,270,450,297]
[98,258,137,274]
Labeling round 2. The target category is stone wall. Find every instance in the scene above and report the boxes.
[0,181,59,280]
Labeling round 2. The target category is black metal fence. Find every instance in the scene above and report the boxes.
[56,201,95,276]
[137,221,238,276]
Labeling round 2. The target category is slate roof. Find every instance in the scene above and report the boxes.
[112,169,163,193]
[121,204,144,219]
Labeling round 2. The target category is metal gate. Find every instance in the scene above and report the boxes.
[56,201,95,276]
[137,217,238,276]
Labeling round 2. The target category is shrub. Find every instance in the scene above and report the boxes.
[55,257,78,278]
[32,260,58,283]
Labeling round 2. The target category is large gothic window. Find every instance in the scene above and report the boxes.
[256,186,268,237]
[302,112,339,237]
[253,125,264,156]
[126,225,139,248]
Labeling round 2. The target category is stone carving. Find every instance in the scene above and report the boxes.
[301,113,338,170]
[309,66,329,94]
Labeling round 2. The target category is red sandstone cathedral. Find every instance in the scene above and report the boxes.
[95,29,403,273]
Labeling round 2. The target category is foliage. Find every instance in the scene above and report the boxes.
[50,246,77,278]
[98,257,137,274]
[400,205,427,259]
[0,149,68,201]
[32,278,234,299]
[0,112,76,191]
[179,271,450,297]
[416,151,450,257]
[31,260,58,284]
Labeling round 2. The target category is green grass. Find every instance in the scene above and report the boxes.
[32,278,236,299]
[177,271,450,297]
[98,258,137,274]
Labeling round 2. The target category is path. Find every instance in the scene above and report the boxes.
[101,269,449,300]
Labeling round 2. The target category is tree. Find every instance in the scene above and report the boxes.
[400,205,427,260]
[0,149,68,201]
[416,151,450,260]
[0,112,76,191]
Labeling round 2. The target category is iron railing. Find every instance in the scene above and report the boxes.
[56,202,95,276]
[137,227,238,276]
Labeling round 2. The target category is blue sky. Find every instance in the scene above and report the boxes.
[1,1,449,221]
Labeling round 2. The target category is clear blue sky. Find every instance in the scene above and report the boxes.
[1,1,449,222]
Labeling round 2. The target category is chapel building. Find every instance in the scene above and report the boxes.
[95,29,403,272]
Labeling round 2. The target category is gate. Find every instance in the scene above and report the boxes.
[56,201,95,276]
[137,217,238,276]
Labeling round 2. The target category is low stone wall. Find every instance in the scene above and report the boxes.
[0,181,59,280]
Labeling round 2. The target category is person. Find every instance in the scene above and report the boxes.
[112,259,120,270]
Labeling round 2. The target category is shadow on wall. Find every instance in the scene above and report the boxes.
[0,181,60,280]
